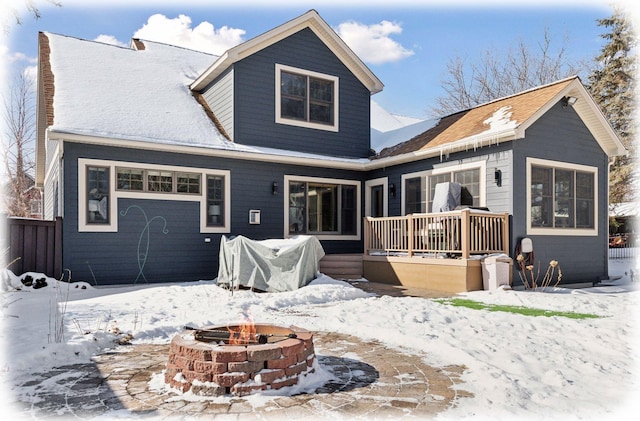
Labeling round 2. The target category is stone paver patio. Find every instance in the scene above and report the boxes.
[12,331,471,419]
[9,282,471,419]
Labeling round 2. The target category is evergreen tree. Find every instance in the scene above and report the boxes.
[587,9,637,204]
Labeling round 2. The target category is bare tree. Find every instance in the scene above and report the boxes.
[2,69,36,217]
[431,27,583,117]
[2,0,62,33]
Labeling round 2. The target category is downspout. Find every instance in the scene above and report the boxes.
[603,156,616,282]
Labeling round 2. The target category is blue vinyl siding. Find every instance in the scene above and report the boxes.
[202,67,234,140]
[511,102,609,284]
[62,142,365,285]
[204,28,371,158]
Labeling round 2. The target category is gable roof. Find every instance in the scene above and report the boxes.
[374,76,626,166]
[190,9,383,94]
[35,32,232,186]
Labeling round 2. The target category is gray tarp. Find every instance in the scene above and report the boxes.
[432,182,462,212]
[216,235,325,292]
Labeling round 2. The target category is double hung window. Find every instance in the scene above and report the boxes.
[276,64,339,132]
[529,158,596,232]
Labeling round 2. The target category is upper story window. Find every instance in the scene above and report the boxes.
[275,64,339,132]
[527,158,597,235]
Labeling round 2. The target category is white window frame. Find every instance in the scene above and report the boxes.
[401,170,429,215]
[365,177,389,217]
[283,175,360,241]
[78,158,230,234]
[400,161,486,214]
[275,63,339,132]
[526,157,598,236]
[431,160,486,209]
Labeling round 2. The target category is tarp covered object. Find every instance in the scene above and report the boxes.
[216,235,325,292]
[432,182,462,212]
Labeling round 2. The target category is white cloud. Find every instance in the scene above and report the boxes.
[132,14,245,55]
[94,34,128,48]
[336,20,414,65]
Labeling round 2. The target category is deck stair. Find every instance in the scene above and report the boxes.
[319,254,363,280]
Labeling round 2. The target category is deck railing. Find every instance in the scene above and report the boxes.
[364,209,510,259]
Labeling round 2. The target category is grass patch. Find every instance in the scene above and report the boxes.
[434,298,600,319]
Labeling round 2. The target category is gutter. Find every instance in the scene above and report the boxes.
[47,126,520,173]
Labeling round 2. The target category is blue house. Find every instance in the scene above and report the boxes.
[35,10,625,289]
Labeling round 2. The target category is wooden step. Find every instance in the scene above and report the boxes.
[319,254,363,279]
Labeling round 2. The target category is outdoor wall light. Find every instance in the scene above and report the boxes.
[389,183,396,198]
[272,181,279,195]
[561,96,578,107]
[494,169,502,187]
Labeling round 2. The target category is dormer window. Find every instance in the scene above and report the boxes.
[275,64,339,132]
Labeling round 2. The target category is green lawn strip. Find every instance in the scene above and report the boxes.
[434,298,600,319]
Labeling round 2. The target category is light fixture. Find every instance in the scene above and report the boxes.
[561,96,578,107]
[494,169,502,187]
[272,181,278,195]
[389,183,396,198]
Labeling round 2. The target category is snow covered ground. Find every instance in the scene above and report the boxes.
[1,258,638,420]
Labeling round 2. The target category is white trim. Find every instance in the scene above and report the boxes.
[49,130,368,171]
[275,64,339,132]
[432,160,487,208]
[283,175,360,241]
[365,177,388,217]
[526,157,598,236]
[77,158,231,234]
[190,10,383,94]
[400,161,486,214]
[401,170,429,215]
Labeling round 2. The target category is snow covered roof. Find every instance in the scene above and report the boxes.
[609,202,640,217]
[45,33,228,147]
[374,77,627,163]
[36,32,369,187]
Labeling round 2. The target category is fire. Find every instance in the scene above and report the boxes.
[228,315,257,345]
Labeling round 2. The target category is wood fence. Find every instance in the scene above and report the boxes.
[5,217,62,279]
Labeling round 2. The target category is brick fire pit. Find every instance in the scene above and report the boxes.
[164,324,315,396]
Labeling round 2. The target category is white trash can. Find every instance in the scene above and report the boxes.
[482,256,513,290]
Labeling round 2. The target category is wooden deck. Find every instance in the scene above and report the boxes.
[362,209,510,293]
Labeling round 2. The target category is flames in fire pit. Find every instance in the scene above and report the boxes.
[165,324,315,396]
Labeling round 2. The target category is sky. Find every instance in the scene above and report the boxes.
[1,255,638,419]
[0,0,633,120]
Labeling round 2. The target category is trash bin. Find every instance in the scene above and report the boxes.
[482,256,513,290]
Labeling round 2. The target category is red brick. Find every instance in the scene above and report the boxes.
[228,360,264,374]
[246,346,282,362]
[231,383,267,396]
[213,372,250,387]
[285,360,308,377]
[252,368,285,384]
[182,370,212,383]
[193,360,227,374]
[168,378,191,393]
[210,347,248,363]
[164,367,180,384]
[306,355,315,367]
[280,339,305,357]
[270,377,298,390]
[296,346,315,363]
[266,354,297,369]
[169,354,194,371]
